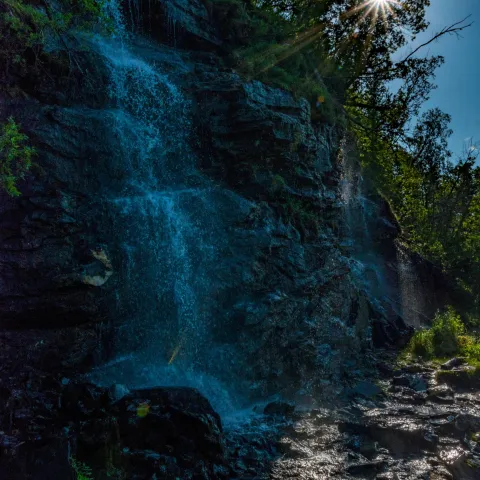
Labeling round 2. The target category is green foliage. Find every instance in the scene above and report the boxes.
[407,329,434,358]
[212,0,347,122]
[353,102,480,313]
[406,308,480,364]
[1,0,112,78]
[0,117,35,196]
[70,457,93,480]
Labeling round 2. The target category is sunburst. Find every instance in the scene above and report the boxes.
[345,0,400,25]
[368,0,400,23]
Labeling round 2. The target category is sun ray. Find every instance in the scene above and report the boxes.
[344,0,400,25]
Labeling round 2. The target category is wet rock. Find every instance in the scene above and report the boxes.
[347,380,383,400]
[393,374,428,392]
[410,375,428,392]
[376,362,395,377]
[60,381,109,419]
[448,452,480,479]
[264,401,296,417]
[346,460,387,475]
[108,383,131,402]
[441,358,466,370]
[401,363,435,374]
[427,385,455,405]
[0,382,228,480]
[123,0,222,51]
[437,367,480,390]
[455,413,480,433]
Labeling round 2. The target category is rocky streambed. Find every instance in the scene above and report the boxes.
[225,357,480,480]
[1,353,478,479]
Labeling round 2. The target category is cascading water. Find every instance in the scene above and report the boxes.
[338,138,399,320]
[86,1,238,413]
[395,243,430,328]
[339,138,430,329]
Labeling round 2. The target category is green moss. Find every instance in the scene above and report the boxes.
[0,117,36,196]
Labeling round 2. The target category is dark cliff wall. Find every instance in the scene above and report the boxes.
[0,0,413,399]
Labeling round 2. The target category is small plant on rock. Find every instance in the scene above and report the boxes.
[0,117,35,196]
[70,457,93,480]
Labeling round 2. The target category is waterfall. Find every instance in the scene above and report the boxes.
[338,139,399,322]
[395,243,429,328]
[86,1,238,414]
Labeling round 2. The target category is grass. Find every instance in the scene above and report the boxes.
[403,307,480,367]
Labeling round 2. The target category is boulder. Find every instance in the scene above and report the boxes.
[346,381,383,400]
[393,374,428,392]
[0,382,228,480]
[264,401,296,417]
[437,368,480,390]
[440,358,466,370]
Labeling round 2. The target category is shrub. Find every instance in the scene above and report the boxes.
[0,117,35,196]
[406,307,480,364]
[408,329,433,358]
[430,307,465,357]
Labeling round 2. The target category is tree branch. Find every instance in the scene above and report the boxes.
[399,16,473,65]
[345,101,392,112]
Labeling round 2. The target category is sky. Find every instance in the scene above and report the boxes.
[396,0,480,160]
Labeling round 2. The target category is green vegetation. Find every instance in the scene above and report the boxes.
[1,0,111,79]
[217,2,479,284]
[70,457,93,480]
[405,308,480,365]
[0,117,35,196]
[221,0,479,316]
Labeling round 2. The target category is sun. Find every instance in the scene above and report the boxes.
[372,0,399,11]
[358,0,399,24]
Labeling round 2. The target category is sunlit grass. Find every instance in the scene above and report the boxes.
[402,307,480,367]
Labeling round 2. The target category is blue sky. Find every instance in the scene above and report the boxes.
[397,0,480,159]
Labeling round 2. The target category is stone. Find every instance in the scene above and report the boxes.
[410,375,428,392]
[455,413,480,433]
[393,374,428,392]
[427,385,454,404]
[347,381,383,399]
[263,401,295,417]
[108,383,131,402]
[437,367,480,390]
[346,460,387,475]
[441,357,466,370]
[0,381,228,480]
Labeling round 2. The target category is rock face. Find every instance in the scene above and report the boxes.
[0,1,472,478]
[0,0,417,398]
[0,376,228,479]
[0,0,427,441]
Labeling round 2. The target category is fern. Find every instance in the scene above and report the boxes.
[70,457,93,480]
